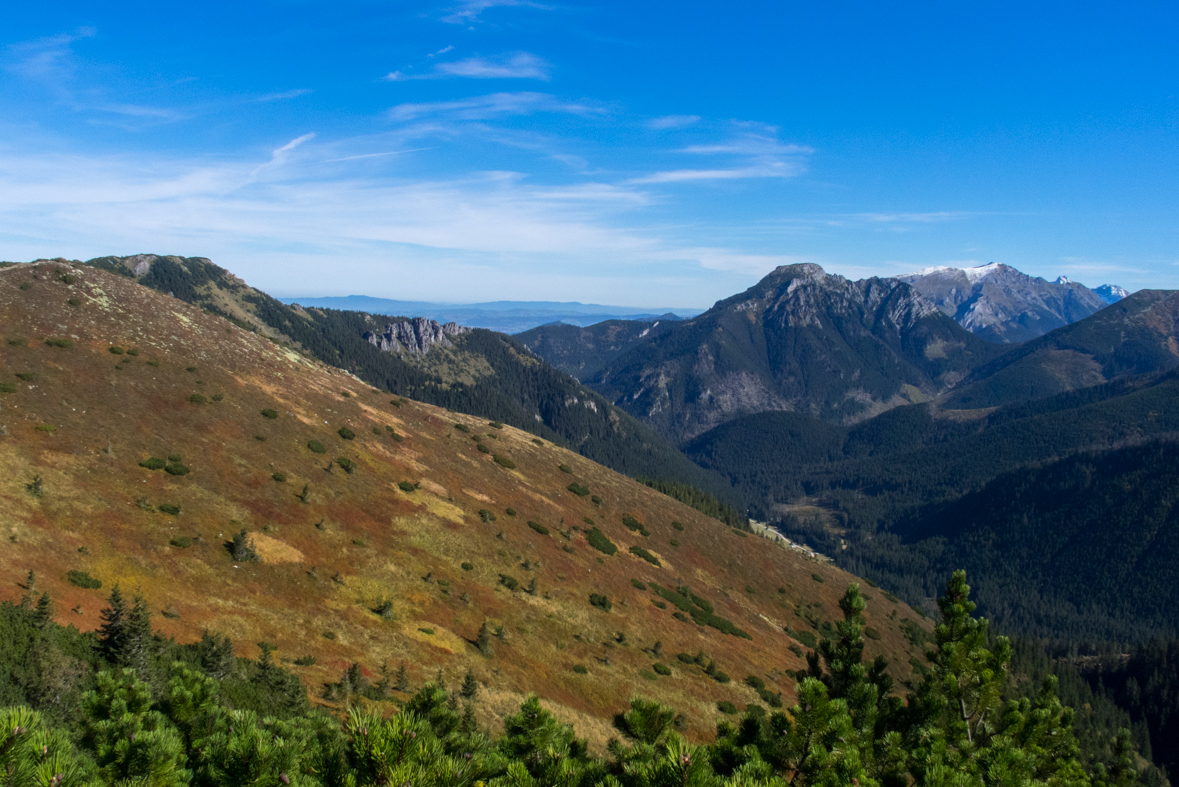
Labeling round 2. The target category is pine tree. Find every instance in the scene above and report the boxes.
[33,592,54,629]
[475,621,495,658]
[461,701,478,735]
[461,668,479,700]
[374,660,391,696]
[97,585,128,665]
[120,594,153,675]
[394,661,410,692]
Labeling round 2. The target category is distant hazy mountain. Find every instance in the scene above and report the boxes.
[516,319,680,380]
[590,263,1000,442]
[278,295,700,334]
[944,288,1179,409]
[898,263,1117,343]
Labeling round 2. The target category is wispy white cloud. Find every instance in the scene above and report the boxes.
[632,127,812,184]
[4,27,96,82]
[630,163,802,184]
[323,148,433,163]
[647,115,700,130]
[437,52,550,80]
[252,89,313,103]
[386,51,550,81]
[428,46,455,58]
[388,92,602,121]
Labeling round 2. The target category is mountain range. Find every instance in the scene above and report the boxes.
[278,294,701,335]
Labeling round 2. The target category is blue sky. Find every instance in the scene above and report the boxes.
[2,1,1176,307]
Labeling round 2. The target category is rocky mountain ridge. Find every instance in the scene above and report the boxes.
[899,262,1121,343]
[590,263,1000,442]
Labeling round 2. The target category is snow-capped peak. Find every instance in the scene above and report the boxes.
[963,262,1004,282]
[1055,276,1072,284]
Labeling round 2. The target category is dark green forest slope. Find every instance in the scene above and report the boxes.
[516,318,677,379]
[78,255,731,500]
[944,289,1179,409]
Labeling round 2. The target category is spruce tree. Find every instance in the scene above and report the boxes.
[33,592,54,629]
[394,661,410,692]
[475,621,495,658]
[97,585,128,665]
[121,594,152,675]
[461,668,479,700]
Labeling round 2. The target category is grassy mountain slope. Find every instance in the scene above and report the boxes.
[516,319,678,380]
[590,264,1002,443]
[0,260,931,740]
[944,288,1179,408]
[76,254,731,502]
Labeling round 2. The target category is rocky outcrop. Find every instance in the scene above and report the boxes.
[899,263,1114,343]
[363,318,469,356]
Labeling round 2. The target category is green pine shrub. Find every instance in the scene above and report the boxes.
[717,700,737,714]
[489,421,503,429]
[109,346,125,355]
[653,663,672,676]
[261,409,279,419]
[631,579,648,591]
[398,481,417,492]
[44,338,72,348]
[493,455,516,469]
[294,655,317,666]
[272,472,287,483]
[66,570,101,589]
[558,464,572,474]
[15,372,35,381]
[139,457,166,470]
[505,507,516,516]
[629,545,660,566]
[672,520,684,531]
[158,504,181,516]
[336,457,356,473]
[499,574,519,591]
[622,515,650,537]
[669,539,680,547]
[589,593,612,611]
[461,562,475,571]
[567,482,590,497]
[0,383,16,394]
[591,495,602,505]
[307,440,326,454]
[35,424,56,433]
[167,454,181,462]
[127,348,138,356]
[189,393,207,404]
[212,393,224,402]
[586,527,617,555]
[169,536,194,548]
[479,510,496,522]
[165,463,190,476]
[527,521,549,536]
[338,426,355,440]
[572,664,588,674]
[455,423,470,433]
[254,435,267,441]
[812,573,825,583]
[477,443,490,454]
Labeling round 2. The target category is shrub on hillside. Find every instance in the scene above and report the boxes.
[653,663,672,676]
[139,457,166,470]
[631,579,648,591]
[572,664,588,674]
[527,521,549,536]
[0,383,16,394]
[189,393,207,404]
[586,527,617,556]
[228,529,260,563]
[672,521,684,531]
[66,570,101,589]
[622,515,650,537]
[489,421,503,429]
[589,593,612,612]
[461,562,475,571]
[336,457,356,473]
[272,472,287,483]
[811,573,824,583]
[717,700,737,714]
[558,464,572,474]
[15,372,35,381]
[261,409,279,419]
[109,346,125,355]
[479,509,496,523]
[629,546,660,566]
[45,338,73,349]
[307,440,326,454]
[477,443,490,454]
[505,508,516,516]
[493,455,516,469]
[455,423,470,433]
[165,462,190,476]
[499,574,520,591]
[338,426,355,440]
[158,504,181,516]
[398,481,417,492]
[169,536,194,548]
[591,495,602,505]
[567,482,590,497]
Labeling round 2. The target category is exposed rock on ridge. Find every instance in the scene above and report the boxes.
[899,263,1113,343]
[364,318,469,356]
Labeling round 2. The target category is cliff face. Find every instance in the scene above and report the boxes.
[898,263,1113,343]
[589,264,1000,442]
[363,318,469,356]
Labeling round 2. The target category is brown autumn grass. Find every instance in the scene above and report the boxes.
[0,261,932,744]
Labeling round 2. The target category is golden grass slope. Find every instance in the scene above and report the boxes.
[0,261,931,741]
